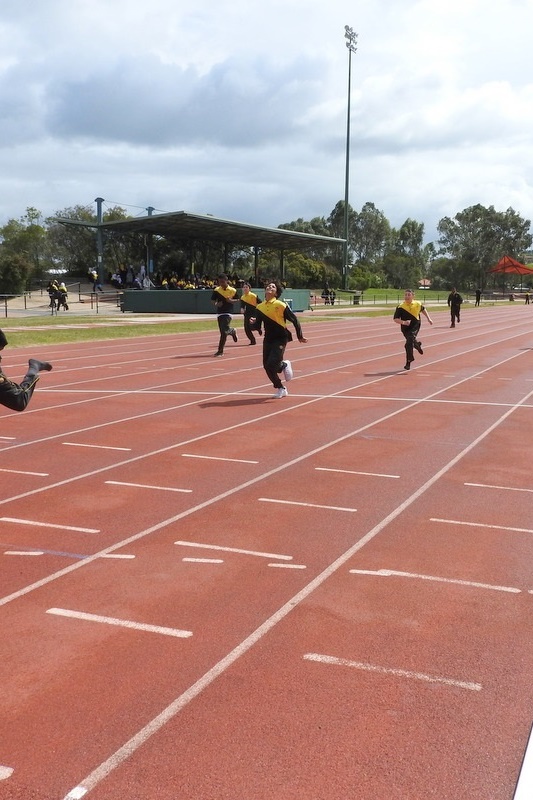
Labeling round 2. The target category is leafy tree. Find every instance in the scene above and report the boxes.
[0,251,34,294]
[437,204,532,290]
[351,202,391,265]
[46,205,98,277]
[0,207,50,285]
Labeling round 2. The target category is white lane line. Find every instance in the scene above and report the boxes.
[0,468,48,476]
[175,540,292,561]
[259,498,357,513]
[46,608,192,639]
[513,723,533,800]
[182,453,258,464]
[65,787,87,799]
[100,553,135,559]
[0,437,16,440]
[316,467,400,479]
[0,766,13,780]
[268,563,307,569]
[105,481,192,493]
[63,442,132,451]
[0,517,100,534]
[303,653,482,691]
[5,550,44,556]
[182,558,224,564]
[349,568,521,594]
[465,482,533,494]
[431,518,533,535]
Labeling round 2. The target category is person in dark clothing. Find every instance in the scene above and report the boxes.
[211,274,239,356]
[0,330,53,412]
[240,282,262,345]
[447,287,463,327]
[475,288,481,307]
[393,289,433,371]
[250,280,307,398]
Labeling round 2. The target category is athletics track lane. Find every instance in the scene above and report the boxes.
[0,304,532,799]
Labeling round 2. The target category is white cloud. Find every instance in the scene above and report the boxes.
[0,0,533,244]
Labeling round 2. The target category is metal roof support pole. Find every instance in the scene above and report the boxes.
[224,242,230,273]
[280,249,285,283]
[146,206,154,275]
[95,197,105,285]
[254,246,259,286]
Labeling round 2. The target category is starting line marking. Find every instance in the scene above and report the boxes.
[0,517,100,534]
[259,497,357,513]
[182,557,224,564]
[4,550,44,556]
[63,442,132,451]
[0,766,13,780]
[181,453,258,464]
[268,563,307,569]
[431,518,533,535]
[303,653,482,691]
[175,540,292,561]
[316,467,400,479]
[105,481,192,493]
[349,568,521,594]
[465,482,533,494]
[514,722,533,800]
[0,468,48,476]
[46,608,193,639]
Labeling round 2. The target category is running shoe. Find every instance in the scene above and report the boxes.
[282,360,293,381]
[273,387,288,398]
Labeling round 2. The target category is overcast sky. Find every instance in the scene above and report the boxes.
[1,0,532,243]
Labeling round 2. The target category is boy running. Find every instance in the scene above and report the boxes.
[250,281,307,398]
[0,330,53,412]
[393,289,433,370]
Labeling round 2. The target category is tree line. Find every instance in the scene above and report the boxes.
[0,200,531,294]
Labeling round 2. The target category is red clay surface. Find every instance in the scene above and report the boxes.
[1,304,533,799]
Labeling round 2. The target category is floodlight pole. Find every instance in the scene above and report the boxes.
[343,25,358,291]
[95,197,104,284]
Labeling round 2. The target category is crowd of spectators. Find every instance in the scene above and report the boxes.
[105,267,271,291]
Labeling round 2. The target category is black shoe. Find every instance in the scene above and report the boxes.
[231,329,238,343]
[28,359,52,373]
[249,340,256,345]
[404,362,411,370]
[414,341,423,355]
[214,351,223,357]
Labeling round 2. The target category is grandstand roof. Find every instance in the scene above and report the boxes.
[93,210,344,252]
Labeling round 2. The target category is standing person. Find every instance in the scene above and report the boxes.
[525,291,530,305]
[393,289,433,371]
[240,282,262,345]
[57,282,69,311]
[475,288,482,307]
[447,287,463,328]
[211,274,239,357]
[47,280,59,311]
[0,330,53,412]
[250,280,307,398]
[89,269,104,293]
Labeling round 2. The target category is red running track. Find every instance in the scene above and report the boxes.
[1,304,533,799]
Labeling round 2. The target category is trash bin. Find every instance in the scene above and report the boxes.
[352,292,361,305]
